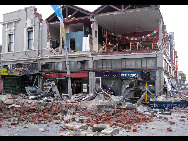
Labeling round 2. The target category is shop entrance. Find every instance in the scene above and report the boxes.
[102,77,120,96]
[72,78,82,95]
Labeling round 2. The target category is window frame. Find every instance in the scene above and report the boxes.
[27,28,34,50]
[8,33,14,52]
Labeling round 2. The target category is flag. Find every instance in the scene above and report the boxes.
[51,5,64,29]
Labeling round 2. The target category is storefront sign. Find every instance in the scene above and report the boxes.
[0,69,8,75]
[95,72,120,77]
[83,84,87,92]
[8,70,19,76]
[149,101,187,109]
[121,71,156,78]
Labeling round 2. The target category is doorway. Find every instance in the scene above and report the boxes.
[70,38,75,51]
[72,78,82,94]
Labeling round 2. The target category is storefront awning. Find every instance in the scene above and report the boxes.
[44,72,88,78]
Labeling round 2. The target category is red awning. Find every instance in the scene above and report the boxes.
[43,72,88,78]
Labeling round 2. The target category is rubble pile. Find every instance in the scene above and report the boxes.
[73,108,154,128]
[0,99,63,126]
[0,91,156,136]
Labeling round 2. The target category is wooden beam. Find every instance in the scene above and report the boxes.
[48,14,56,22]
[124,5,132,11]
[68,5,90,16]
[137,42,138,50]
[48,6,66,22]
[68,10,78,20]
[121,5,124,12]
[66,5,68,19]
[109,5,121,12]
[95,5,108,14]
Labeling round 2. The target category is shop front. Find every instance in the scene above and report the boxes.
[43,72,89,95]
[121,71,156,94]
[95,71,156,96]
[95,72,121,96]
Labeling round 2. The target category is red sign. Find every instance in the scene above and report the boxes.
[44,72,88,78]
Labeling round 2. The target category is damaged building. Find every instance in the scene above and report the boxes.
[0,5,178,97]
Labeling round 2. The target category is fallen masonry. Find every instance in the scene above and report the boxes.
[1,92,188,136]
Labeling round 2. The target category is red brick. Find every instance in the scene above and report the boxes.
[133,128,137,132]
[179,119,185,122]
[167,127,172,132]
[181,116,186,118]
[11,122,17,126]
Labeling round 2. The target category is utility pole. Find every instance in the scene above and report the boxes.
[60,5,72,98]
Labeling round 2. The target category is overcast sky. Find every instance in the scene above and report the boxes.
[0,5,188,78]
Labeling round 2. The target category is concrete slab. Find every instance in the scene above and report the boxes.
[101,127,119,136]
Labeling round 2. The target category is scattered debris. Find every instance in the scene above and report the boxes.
[38,128,47,132]
[101,127,119,136]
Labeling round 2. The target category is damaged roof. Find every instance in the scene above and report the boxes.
[46,5,91,23]
[47,5,162,34]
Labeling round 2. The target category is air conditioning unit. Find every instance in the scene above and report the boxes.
[27,19,33,27]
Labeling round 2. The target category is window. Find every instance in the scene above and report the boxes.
[103,60,107,70]
[8,34,13,52]
[142,58,147,68]
[97,60,102,69]
[112,59,121,69]
[126,59,135,68]
[135,59,141,68]
[28,29,33,50]
[147,58,157,68]
[106,60,112,70]
[69,61,77,71]
[122,59,126,69]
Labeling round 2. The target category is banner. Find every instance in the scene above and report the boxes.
[51,5,64,29]
[0,69,8,75]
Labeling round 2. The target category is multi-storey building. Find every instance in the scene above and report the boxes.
[0,5,177,96]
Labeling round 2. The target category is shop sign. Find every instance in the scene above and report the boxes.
[121,71,140,78]
[8,70,19,76]
[83,84,87,92]
[95,72,120,77]
[149,101,187,109]
[121,71,156,78]
[44,72,88,78]
[0,69,8,75]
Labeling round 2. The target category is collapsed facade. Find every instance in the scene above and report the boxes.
[0,5,178,96]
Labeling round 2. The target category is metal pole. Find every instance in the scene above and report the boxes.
[60,5,72,97]
[145,82,147,102]
[65,42,72,97]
